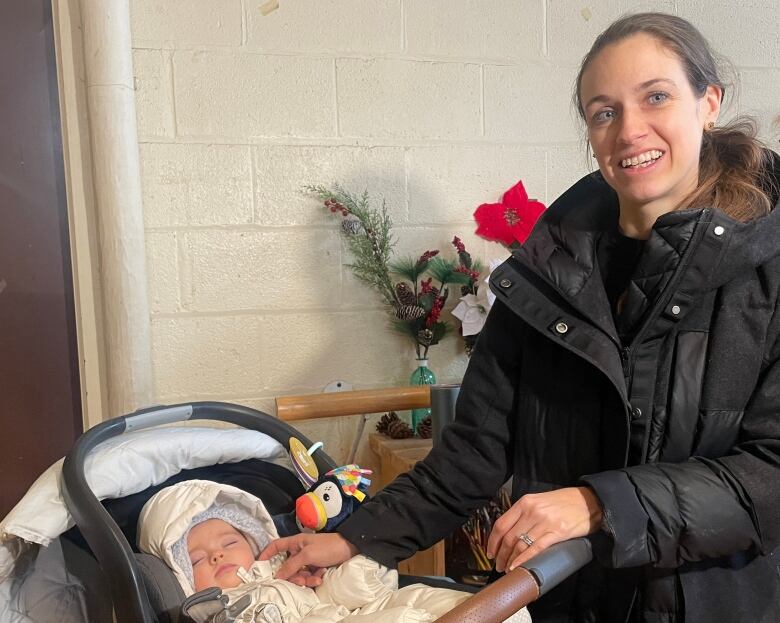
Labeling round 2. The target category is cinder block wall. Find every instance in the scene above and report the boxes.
[131,0,780,462]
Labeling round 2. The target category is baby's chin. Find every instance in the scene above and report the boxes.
[195,572,243,592]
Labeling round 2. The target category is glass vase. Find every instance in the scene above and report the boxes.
[410,358,436,433]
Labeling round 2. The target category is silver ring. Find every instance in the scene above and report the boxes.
[519,532,534,547]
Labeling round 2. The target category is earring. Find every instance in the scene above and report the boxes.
[592,152,597,158]
[706,121,715,131]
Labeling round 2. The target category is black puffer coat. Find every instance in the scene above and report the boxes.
[338,159,780,623]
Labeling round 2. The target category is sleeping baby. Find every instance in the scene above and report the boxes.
[137,479,531,623]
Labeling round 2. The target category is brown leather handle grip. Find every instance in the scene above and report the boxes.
[275,385,431,421]
[433,567,539,623]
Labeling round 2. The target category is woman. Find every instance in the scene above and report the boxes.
[261,13,780,622]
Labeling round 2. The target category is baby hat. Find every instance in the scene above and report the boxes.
[171,501,273,591]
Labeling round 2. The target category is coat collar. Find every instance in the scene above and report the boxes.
[505,153,780,341]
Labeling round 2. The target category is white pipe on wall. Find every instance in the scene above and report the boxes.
[78,0,152,415]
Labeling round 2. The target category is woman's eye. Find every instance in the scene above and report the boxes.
[592,109,614,124]
[649,92,668,104]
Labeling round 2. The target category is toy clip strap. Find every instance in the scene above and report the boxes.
[290,437,322,488]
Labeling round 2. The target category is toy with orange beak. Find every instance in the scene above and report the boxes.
[295,464,372,532]
[276,438,373,535]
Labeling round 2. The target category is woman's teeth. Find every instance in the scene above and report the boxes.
[621,150,663,168]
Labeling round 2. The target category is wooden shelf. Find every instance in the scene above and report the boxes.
[368,433,445,577]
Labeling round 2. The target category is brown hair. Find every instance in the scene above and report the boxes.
[573,12,775,221]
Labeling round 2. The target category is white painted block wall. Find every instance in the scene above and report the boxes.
[130,0,780,463]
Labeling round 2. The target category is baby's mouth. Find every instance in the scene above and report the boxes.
[620,150,664,169]
[216,563,237,577]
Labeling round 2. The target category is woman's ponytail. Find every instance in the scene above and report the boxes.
[689,118,776,221]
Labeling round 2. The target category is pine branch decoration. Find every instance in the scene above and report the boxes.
[310,184,478,359]
[307,184,399,307]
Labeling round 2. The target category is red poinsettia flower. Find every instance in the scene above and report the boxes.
[473,180,546,246]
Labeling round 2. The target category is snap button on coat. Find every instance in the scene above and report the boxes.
[499,278,512,288]
[555,322,569,334]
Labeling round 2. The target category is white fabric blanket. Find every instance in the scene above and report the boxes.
[0,426,290,581]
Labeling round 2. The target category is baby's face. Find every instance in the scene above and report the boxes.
[187,519,256,591]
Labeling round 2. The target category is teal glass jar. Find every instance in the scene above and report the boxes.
[410,358,436,433]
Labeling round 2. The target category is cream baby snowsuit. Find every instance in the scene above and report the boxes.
[138,480,530,623]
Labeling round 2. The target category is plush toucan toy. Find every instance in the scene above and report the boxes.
[274,438,373,536]
[295,465,372,532]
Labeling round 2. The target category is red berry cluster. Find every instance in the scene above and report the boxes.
[426,296,445,328]
[417,249,440,264]
[420,277,434,294]
[452,236,466,253]
[325,199,349,216]
[455,265,480,282]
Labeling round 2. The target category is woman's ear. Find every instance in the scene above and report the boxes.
[702,84,722,127]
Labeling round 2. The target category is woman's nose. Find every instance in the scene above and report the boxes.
[617,108,648,144]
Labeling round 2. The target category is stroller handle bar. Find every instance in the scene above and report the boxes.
[61,401,337,623]
[433,538,593,623]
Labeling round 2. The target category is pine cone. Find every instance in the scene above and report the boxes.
[416,415,432,439]
[396,304,426,321]
[395,282,417,306]
[417,328,434,345]
[341,218,363,235]
[387,418,414,439]
[376,411,398,434]
[376,411,413,438]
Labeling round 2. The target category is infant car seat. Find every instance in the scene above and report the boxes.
[61,402,334,623]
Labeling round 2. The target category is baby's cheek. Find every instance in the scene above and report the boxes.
[193,567,214,592]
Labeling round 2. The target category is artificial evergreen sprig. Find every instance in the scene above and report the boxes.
[306,184,399,307]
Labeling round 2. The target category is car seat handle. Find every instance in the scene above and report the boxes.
[125,405,194,431]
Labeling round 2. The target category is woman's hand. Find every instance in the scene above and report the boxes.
[486,486,603,572]
[258,532,359,586]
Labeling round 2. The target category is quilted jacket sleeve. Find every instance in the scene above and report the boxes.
[336,300,522,567]
[582,352,780,569]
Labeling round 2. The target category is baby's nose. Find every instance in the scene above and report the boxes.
[210,552,224,563]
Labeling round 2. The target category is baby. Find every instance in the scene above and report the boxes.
[138,479,531,623]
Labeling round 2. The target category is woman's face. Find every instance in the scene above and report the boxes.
[580,33,721,216]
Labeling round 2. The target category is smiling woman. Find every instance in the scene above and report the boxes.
[254,12,780,623]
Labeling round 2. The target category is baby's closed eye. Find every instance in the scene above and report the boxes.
[189,552,206,566]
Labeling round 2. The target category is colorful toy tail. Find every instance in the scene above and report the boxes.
[325,464,373,502]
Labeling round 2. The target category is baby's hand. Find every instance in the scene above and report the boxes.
[286,565,326,588]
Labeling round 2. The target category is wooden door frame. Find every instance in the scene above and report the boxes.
[51,0,107,430]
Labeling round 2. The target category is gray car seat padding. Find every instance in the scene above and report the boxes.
[135,553,186,623]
